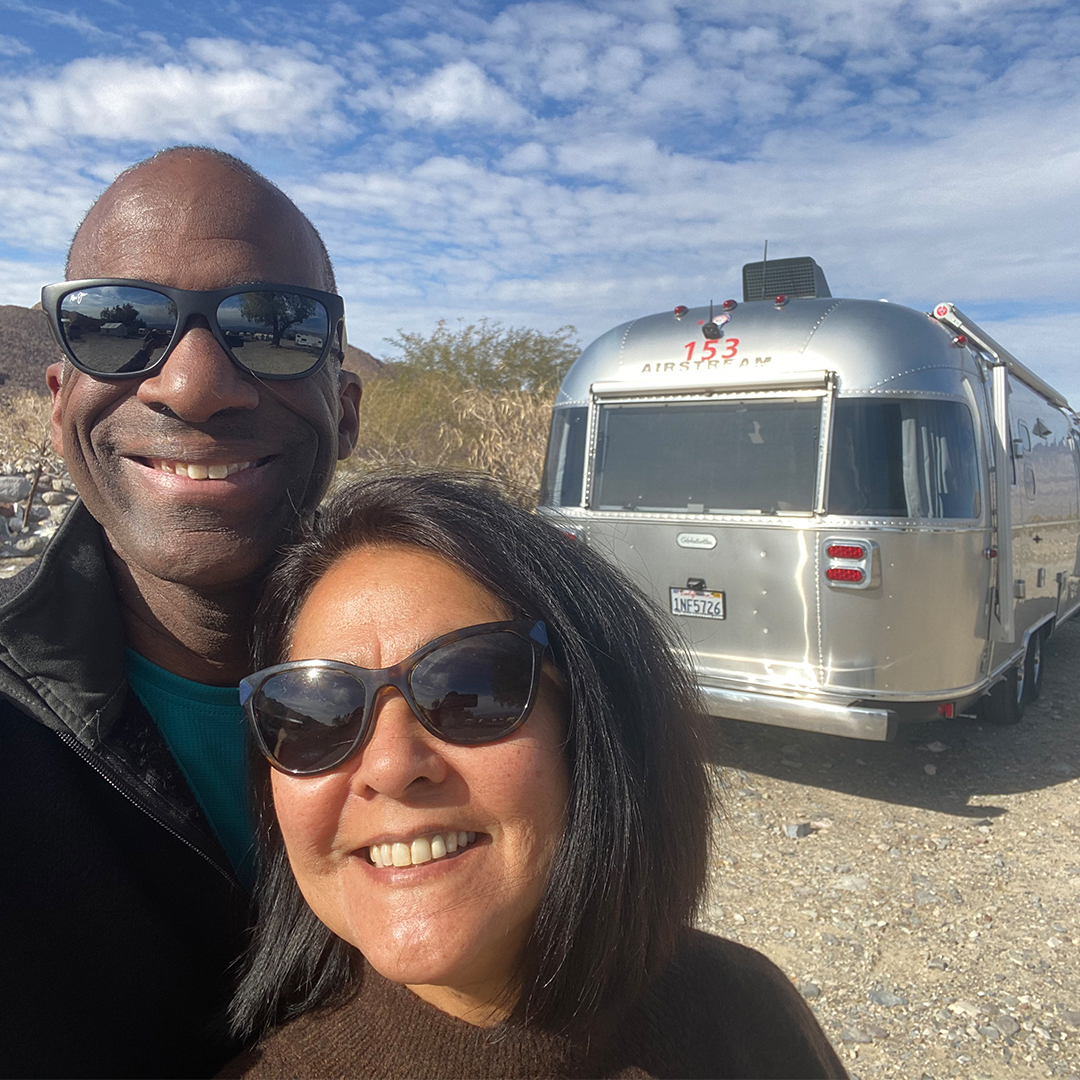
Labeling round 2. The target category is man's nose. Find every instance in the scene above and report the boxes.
[135,315,259,421]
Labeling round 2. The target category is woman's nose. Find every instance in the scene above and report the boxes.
[135,316,260,421]
[350,690,450,798]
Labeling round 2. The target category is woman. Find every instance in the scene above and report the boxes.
[224,471,846,1079]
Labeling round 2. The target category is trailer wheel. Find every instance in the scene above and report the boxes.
[1023,627,1045,704]
[979,663,1026,726]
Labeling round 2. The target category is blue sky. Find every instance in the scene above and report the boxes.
[1,0,1078,401]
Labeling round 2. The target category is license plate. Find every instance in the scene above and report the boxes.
[669,587,725,619]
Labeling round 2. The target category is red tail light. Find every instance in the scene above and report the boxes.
[826,566,863,583]
[827,543,865,559]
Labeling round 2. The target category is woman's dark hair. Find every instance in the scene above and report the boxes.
[232,469,715,1037]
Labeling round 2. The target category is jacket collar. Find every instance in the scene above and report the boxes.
[0,501,240,884]
[0,501,127,747]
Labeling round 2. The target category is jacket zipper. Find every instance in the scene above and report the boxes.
[54,727,241,889]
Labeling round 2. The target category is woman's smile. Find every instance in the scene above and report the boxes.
[364,829,481,868]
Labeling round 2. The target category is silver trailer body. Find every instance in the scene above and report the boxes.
[538,265,1080,741]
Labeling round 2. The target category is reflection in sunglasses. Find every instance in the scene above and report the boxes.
[43,278,342,381]
[241,621,548,775]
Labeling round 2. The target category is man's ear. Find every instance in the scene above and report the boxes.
[337,367,362,461]
[46,362,66,458]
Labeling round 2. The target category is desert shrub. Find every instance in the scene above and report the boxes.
[0,391,60,473]
[340,320,577,497]
[386,318,577,394]
[342,373,556,493]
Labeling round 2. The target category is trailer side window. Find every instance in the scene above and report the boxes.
[829,398,980,519]
[540,407,588,507]
[591,398,821,513]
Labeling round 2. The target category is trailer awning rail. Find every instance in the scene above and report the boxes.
[931,302,1070,410]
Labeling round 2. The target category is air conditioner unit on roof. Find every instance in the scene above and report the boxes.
[742,257,831,302]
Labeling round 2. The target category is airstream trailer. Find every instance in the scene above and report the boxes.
[538,257,1080,741]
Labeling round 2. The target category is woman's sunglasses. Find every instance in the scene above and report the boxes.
[240,620,550,776]
[41,278,345,381]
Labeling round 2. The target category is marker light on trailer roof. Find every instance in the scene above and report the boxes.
[674,305,688,318]
[774,294,788,307]
[722,299,738,311]
[952,334,967,347]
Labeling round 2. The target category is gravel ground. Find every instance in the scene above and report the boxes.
[5,548,1077,1079]
[699,619,1080,1080]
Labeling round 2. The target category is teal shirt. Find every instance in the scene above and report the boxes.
[125,649,254,887]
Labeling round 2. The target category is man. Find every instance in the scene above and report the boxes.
[0,147,361,1078]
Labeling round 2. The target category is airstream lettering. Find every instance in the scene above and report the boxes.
[538,257,1080,741]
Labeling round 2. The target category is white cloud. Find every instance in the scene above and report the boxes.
[636,20,681,54]
[0,39,345,150]
[0,256,63,307]
[499,141,550,171]
[389,60,528,127]
[1,0,115,44]
[0,35,32,57]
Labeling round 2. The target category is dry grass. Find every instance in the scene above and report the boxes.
[341,371,554,497]
[0,391,59,474]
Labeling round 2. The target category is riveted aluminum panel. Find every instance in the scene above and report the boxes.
[556,297,983,407]
[818,527,992,695]
[585,518,824,692]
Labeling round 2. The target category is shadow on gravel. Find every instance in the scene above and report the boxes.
[706,620,1080,819]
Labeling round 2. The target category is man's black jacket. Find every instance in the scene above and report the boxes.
[0,503,250,1079]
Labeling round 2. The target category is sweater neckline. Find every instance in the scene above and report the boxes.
[283,961,607,1080]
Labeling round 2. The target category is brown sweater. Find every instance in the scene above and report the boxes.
[221,931,846,1079]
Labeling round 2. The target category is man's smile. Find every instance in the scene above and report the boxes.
[141,457,266,479]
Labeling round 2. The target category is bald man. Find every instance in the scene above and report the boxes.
[0,148,361,1078]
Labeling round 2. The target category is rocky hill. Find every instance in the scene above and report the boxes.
[343,343,384,382]
[0,303,383,400]
[0,305,57,397]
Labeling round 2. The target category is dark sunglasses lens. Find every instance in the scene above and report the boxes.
[216,291,331,376]
[411,633,535,743]
[58,286,177,374]
[252,668,367,773]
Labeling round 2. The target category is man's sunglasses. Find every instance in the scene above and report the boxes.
[41,278,345,381]
[240,620,550,776]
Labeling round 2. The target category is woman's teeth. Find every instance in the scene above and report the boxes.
[368,831,478,868]
[152,460,252,480]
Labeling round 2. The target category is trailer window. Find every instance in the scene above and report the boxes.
[540,407,587,507]
[829,398,979,518]
[591,398,821,513]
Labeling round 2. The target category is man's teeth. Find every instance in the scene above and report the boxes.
[368,830,478,868]
[153,460,252,480]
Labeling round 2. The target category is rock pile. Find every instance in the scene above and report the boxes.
[0,467,77,558]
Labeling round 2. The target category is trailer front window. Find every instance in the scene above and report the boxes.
[592,398,821,513]
[829,398,980,518]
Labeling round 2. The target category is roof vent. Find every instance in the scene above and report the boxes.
[742,257,831,302]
